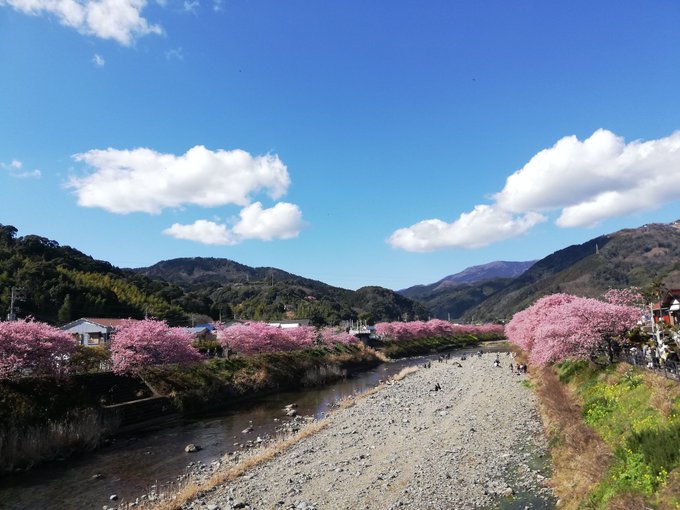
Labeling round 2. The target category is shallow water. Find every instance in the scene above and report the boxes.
[0,345,509,509]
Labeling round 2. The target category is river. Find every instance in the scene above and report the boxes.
[0,345,508,509]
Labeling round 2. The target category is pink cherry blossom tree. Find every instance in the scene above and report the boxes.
[215,322,317,355]
[504,293,577,353]
[374,320,503,342]
[0,319,76,380]
[319,327,358,346]
[110,319,202,375]
[506,291,643,365]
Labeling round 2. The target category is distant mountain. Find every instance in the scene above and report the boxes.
[462,221,680,322]
[439,260,538,286]
[398,261,535,321]
[398,222,680,322]
[400,260,536,296]
[133,257,430,325]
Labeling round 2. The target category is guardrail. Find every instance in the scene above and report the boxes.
[617,353,680,382]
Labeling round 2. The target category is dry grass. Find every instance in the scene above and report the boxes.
[368,346,390,363]
[657,470,680,510]
[0,408,119,471]
[607,493,649,510]
[532,365,613,510]
[300,364,346,386]
[391,366,419,381]
[643,370,680,418]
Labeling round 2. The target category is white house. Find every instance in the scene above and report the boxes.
[61,318,135,346]
[266,319,312,329]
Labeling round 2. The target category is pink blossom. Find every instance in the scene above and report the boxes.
[0,319,76,380]
[110,319,202,375]
[216,322,317,355]
[374,320,503,342]
[506,292,643,365]
[319,327,358,346]
[602,287,644,307]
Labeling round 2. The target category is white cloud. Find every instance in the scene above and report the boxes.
[493,129,680,226]
[1,0,162,46]
[163,219,238,245]
[233,201,305,241]
[389,129,680,251]
[68,145,291,214]
[92,53,105,67]
[388,205,545,252]
[163,202,305,245]
[15,169,42,178]
[1,159,41,178]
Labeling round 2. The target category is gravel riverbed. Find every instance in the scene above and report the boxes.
[175,353,555,510]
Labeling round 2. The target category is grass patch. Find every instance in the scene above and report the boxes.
[520,379,534,389]
[379,335,478,358]
[536,359,680,509]
[533,364,612,510]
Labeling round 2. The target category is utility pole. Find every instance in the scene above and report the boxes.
[7,286,22,321]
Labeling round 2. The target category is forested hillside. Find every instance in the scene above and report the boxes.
[463,221,680,322]
[134,258,430,325]
[0,224,194,325]
[0,225,428,326]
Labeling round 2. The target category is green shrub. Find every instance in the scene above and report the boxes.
[567,364,680,507]
[626,421,680,479]
[556,359,589,383]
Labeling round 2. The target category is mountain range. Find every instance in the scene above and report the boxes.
[399,221,680,322]
[398,261,537,321]
[1,220,679,326]
[0,225,427,326]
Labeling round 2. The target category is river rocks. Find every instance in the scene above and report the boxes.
[184,444,201,453]
[175,352,555,509]
[283,403,299,417]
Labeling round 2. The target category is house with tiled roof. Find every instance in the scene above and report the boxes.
[61,317,138,346]
[652,290,680,327]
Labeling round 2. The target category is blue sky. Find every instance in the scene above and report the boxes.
[2,1,680,291]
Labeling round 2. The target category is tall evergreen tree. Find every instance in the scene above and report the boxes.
[57,294,72,325]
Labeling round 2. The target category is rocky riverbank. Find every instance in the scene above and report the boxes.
[162,352,554,510]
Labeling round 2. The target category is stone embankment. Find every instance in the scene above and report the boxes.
[175,353,554,509]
